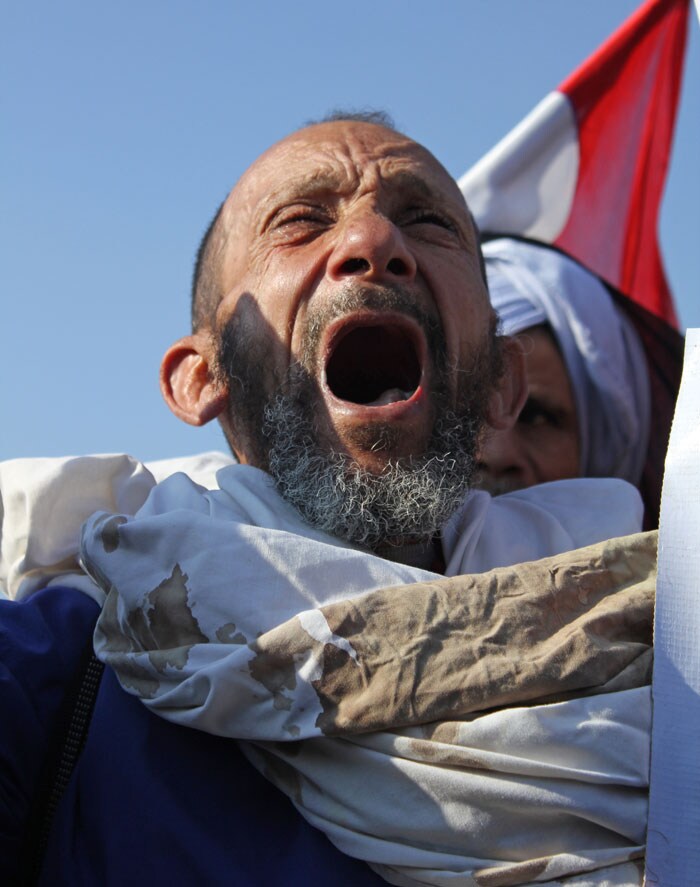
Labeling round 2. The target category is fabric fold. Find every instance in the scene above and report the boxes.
[0,455,652,884]
[75,463,652,886]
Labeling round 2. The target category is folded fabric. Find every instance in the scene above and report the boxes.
[0,454,649,884]
[76,461,651,886]
[0,451,233,600]
[239,534,653,885]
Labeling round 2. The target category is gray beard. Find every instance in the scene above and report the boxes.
[215,283,502,550]
[262,390,482,550]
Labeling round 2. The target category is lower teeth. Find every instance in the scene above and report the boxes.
[366,388,412,407]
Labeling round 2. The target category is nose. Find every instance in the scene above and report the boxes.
[476,426,534,494]
[327,210,417,283]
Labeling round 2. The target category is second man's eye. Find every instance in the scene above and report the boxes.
[518,397,560,429]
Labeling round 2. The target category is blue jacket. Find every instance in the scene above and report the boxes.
[0,587,385,885]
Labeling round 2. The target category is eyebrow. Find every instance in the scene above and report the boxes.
[381,169,435,199]
[263,169,350,207]
[263,165,458,207]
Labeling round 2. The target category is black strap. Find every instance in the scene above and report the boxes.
[18,643,105,886]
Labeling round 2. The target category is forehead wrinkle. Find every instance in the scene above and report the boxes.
[259,138,362,198]
[261,127,448,207]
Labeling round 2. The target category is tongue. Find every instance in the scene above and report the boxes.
[366,388,412,407]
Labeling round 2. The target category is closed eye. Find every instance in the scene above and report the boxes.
[402,209,457,233]
[270,205,332,230]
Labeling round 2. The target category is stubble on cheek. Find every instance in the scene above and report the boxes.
[214,301,285,469]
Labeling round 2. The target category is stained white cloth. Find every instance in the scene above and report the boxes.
[0,454,641,604]
[484,238,651,486]
[0,452,233,601]
[1,455,647,885]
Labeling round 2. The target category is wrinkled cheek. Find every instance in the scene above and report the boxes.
[425,259,490,335]
[264,255,327,337]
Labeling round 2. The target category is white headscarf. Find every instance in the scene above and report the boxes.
[484,237,651,485]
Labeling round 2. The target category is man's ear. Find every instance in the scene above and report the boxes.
[485,335,528,431]
[160,335,228,426]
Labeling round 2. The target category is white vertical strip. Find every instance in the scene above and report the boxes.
[645,328,700,884]
[458,91,578,242]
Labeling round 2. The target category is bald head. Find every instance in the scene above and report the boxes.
[190,115,481,334]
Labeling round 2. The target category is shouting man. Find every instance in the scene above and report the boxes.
[164,113,517,553]
[1,113,651,886]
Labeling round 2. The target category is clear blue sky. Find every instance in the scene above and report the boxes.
[3,1,698,461]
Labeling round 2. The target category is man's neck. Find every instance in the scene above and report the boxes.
[372,538,444,573]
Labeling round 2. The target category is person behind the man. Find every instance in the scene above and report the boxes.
[476,236,684,529]
[1,113,650,886]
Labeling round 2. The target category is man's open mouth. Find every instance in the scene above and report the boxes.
[323,317,425,407]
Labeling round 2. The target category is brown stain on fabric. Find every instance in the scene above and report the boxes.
[98,514,128,553]
[304,532,657,735]
[474,857,550,886]
[216,622,248,644]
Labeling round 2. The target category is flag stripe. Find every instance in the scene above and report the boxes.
[460,0,690,328]
[556,0,689,325]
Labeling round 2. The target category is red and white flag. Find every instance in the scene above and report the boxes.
[459,0,690,327]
